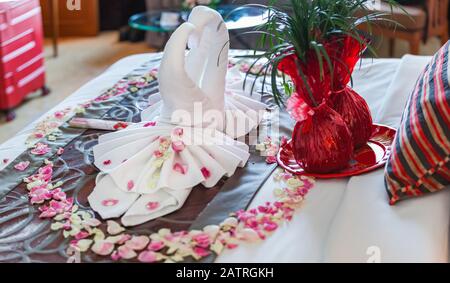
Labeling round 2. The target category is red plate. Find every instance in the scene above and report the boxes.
[277,124,397,178]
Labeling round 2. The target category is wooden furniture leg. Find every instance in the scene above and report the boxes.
[408,32,422,55]
[49,0,59,57]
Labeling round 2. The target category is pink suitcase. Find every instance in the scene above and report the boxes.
[0,0,49,121]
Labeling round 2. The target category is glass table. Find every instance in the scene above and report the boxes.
[129,5,269,50]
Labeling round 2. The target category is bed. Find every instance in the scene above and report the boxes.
[0,52,448,263]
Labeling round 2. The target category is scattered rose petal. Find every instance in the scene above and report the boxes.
[138,251,157,263]
[91,241,114,256]
[21,150,315,264]
[14,161,30,171]
[266,156,277,164]
[107,220,125,235]
[31,143,51,155]
[144,121,156,127]
[102,199,119,207]
[54,111,65,119]
[263,221,278,232]
[2,158,9,164]
[221,217,238,228]
[192,233,211,249]
[113,122,129,130]
[146,202,160,211]
[193,247,210,258]
[76,239,93,252]
[171,140,185,153]
[147,240,165,252]
[103,160,111,166]
[127,180,135,191]
[172,128,183,136]
[210,241,224,255]
[111,251,121,261]
[173,163,188,175]
[57,147,64,155]
[240,228,260,241]
[83,218,101,227]
[125,236,150,251]
[203,225,220,239]
[118,245,138,259]
[201,167,211,179]
[75,231,90,240]
[153,150,163,158]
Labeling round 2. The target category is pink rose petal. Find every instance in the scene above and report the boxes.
[91,241,114,256]
[193,247,210,257]
[263,221,278,232]
[14,161,30,171]
[192,233,211,249]
[138,251,157,263]
[117,234,132,245]
[146,202,160,211]
[153,150,163,158]
[144,121,156,127]
[107,220,125,235]
[75,231,90,240]
[57,147,64,155]
[117,245,137,259]
[147,240,165,252]
[173,163,188,175]
[103,160,111,166]
[201,167,211,179]
[111,251,121,261]
[31,143,51,155]
[54,111,65,119]
[102,199,119,207]
[127,180,135,191]
[266,156,277,164]
[125,236,150,251]
[172,128,183,136]
[2,158,9,164]
[171,140,185,153]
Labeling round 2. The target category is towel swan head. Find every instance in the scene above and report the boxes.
[158,6,230,131]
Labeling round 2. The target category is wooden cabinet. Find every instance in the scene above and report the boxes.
[40,0,99,36]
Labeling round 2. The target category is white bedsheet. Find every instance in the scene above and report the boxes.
[1,53,448,263]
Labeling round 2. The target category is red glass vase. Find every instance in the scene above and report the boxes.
[326,35,373,148]
[291,103,353,174]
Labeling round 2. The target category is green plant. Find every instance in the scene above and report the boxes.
[234,0,401,107]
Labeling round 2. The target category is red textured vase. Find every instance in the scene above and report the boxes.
[278,52,332,106]
[326,35,373,148]
[291,103,354,174]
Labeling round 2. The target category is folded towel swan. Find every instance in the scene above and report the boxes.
[88,7,267,226]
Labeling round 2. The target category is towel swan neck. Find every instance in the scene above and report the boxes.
[158,7,229,130]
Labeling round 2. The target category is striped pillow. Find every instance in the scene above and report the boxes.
[385,41,450,205]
